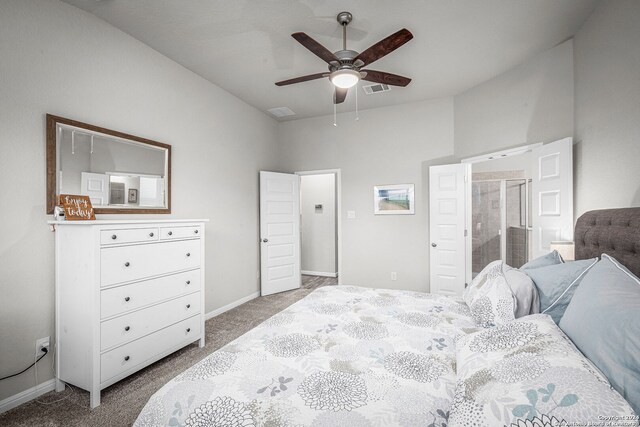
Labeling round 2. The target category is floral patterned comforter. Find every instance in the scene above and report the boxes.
[135,285,478,427]
[135,287,636,427]
[450,314,637,426]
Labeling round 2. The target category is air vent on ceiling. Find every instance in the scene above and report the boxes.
[267,107,296,118]
[362,83,391,95]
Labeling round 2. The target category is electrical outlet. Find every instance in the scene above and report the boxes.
[36,336,50,354]
[391,272,397,281]
[256,270,260,279]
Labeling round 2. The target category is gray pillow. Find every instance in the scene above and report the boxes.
[559,254,640,414]
[520,249,564,270]
[523,258,598,323]
[503,266,540,317]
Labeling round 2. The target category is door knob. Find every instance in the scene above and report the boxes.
[431,243,437,247]
[262,238,268,243]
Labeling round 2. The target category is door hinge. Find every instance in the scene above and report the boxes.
[464,229,468,237]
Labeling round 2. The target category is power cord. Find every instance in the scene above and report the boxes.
[35,342,75,406]
[0,348,48,381]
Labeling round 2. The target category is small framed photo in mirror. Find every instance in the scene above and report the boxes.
[128,188,138,204]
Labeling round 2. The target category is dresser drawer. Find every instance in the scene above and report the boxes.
[100,315,201,383]
[100,270,200,319]
[101,240,201,286]
[100,228,159,245]
[101,292,200,351]
[160,225,201,240]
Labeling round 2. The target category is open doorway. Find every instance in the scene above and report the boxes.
[429,138,574,296]
[465,145,537,277]
[296,169,341,288]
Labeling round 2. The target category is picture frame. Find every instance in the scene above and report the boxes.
[128,188,138,204]
[373,184,415,215]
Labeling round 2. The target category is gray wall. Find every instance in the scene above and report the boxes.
[0,0,279,401]
[454,40,574,159]
[59,130,91,195]
[279,98,455,292]
[300,174,336,275]
[88,135,166,176]
[573,0,640,216]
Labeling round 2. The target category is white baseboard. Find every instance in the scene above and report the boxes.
[205,291,260,320]
[302,270,338,278]
[0,378,56,414]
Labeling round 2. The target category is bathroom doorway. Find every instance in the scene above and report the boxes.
[471,175,531,276]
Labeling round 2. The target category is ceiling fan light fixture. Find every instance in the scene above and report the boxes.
[330,69,360,89]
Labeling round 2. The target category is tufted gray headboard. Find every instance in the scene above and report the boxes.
[574,207,640,277]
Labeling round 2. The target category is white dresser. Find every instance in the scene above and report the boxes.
[49,219,208,408]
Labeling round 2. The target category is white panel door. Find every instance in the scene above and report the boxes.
[260,171,301,296]
[81,172,109,206]
[429,164,470,296]
[531,137,573,259]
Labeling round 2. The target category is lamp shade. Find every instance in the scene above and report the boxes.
[330,69,360,89]
[549,241,575,261]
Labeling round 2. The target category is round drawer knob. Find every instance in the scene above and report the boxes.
[168,231,173,236]
[186,328,191,333]
[124,356,130,361]
[124,326,130,331]
[124,296,130,302]
[111,235,117,240]
[186,253,191,257]
[124,262,130,267]
[186,304,191,309]
[194,230,199,234]
[186,280,191,285]
[149,232,154,237]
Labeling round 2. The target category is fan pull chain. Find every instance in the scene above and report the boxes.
[355,82,359,121]
[333,102,337,127]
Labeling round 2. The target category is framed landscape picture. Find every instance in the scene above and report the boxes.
[373,184,415,215]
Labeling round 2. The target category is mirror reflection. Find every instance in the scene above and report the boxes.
[51,119,170,212]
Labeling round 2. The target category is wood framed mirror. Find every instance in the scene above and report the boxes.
[46,114,171,214]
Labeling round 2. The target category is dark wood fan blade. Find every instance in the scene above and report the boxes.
[292,32,339,64]
[334,87,348,104]
[361,69,411,87]
[275,72,327,86]
[355,28,413,67]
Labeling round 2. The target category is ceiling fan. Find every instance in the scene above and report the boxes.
[275,12,413,104]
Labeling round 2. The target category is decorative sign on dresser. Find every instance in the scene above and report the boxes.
[58,194,96,220]
[48,219,208,408]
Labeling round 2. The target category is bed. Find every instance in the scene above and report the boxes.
[135,208,640,426]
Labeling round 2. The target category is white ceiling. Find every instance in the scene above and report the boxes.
[62,0,598,121]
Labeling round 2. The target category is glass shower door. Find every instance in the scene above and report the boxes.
[471,181,502,277]
[472,178,530,276]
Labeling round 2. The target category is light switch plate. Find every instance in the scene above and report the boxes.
[347,210,356,219]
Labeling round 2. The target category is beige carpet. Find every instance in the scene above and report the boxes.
[0,275,336,426]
